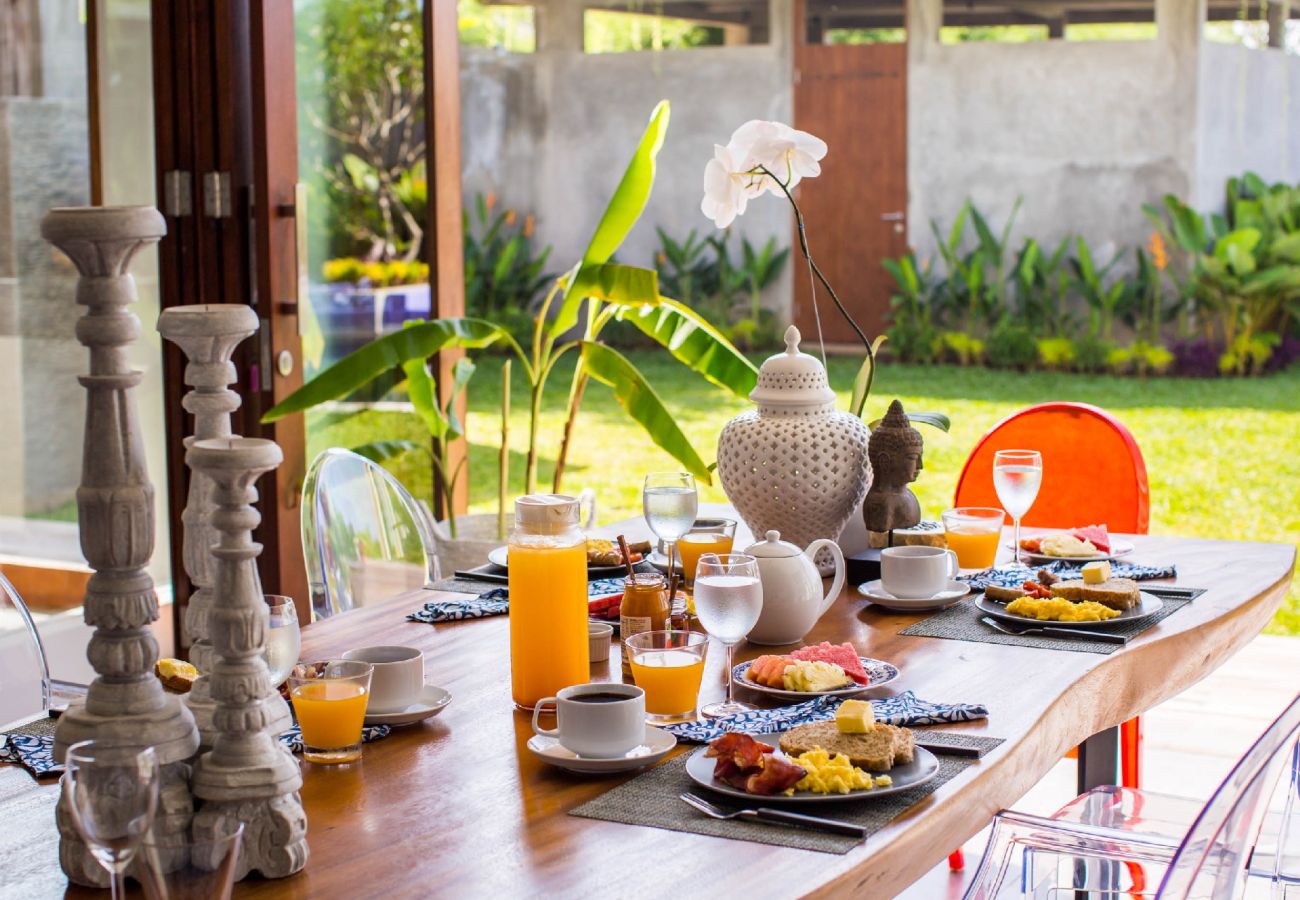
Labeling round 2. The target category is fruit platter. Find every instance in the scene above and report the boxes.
[732,641,899,701]
[1012,524,1135,562]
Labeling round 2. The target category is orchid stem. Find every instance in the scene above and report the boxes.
[756,164,874,399]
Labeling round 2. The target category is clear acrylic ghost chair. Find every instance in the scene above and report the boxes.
[963,693,1300,899]
[0,571,52,724]
[301,448,441,620]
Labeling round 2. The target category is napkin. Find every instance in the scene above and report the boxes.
[0,724,396,778]
[277,723,391,753]
[408,577,631,624]
[662,691,989,744]
[961,560,1176,591]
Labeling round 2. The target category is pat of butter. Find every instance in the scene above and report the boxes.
[1082,560,1111,585]
[835,699,876,734]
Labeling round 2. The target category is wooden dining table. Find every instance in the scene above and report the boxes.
[3,509,1295,899]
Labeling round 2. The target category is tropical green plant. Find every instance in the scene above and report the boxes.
[653,227,721,306]
[737,235,791,322]
[985,319,1038,369]
[264,101,761,509]
[1073,333,1114,373]
[1036,336,1076,370]
[1145,180,1300,375]
[1069,237,1129,342]
[463,193,554,343]
[1013,235,1075,336]
[883,252,943,363]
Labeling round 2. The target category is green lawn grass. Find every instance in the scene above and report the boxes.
[307,353,1300,635]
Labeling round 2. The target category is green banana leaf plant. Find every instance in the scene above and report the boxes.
[263,100,760,509]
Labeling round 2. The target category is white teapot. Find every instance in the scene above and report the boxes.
[743,530,846,646]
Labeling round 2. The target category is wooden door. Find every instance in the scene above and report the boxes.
[793,40,907,345]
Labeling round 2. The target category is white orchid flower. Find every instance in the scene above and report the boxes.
[725,119,828,196]
[701,143,756,228]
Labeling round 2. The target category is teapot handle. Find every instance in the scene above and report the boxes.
[576,488,598,530]
[805,539,846,618]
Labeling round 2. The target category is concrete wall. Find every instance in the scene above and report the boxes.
[460,0,795,313]
[906,0,1203,263]
[1196,40,1300,209]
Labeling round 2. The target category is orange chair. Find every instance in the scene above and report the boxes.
[955,401,1149,790]
[946,403,1150,876]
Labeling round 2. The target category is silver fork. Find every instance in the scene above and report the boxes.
[981,615,1128,644]
[680,793,867,837]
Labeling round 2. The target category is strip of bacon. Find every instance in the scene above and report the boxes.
[745,755,807,795]
[705,733,772,771]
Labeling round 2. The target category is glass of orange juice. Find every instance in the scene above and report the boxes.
[941,507,1005,570]
[677,519,737,586]
[289,660,374,764]
[625,630,709,724]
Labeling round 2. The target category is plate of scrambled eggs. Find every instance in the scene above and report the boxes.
[976,592,1164,628]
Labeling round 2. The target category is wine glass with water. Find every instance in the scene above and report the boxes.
[61,741,159,900]
[264,594,301,688]
[693,553,763,717]
[993,449,1043,569]
[642,472,698,586]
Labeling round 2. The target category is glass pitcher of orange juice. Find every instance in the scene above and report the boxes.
[509,494,589,709]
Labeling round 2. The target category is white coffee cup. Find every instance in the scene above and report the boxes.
[341,645,424,713]
[881,545,959,599]
[531,683,646,759]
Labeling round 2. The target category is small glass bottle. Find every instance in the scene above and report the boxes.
[619,572,670,678]
[508,494,589,709]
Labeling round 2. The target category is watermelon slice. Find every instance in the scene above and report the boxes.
[788,641,869,685]
[1071,524,1111,553]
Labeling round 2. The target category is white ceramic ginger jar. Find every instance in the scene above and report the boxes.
[717,326,872,575]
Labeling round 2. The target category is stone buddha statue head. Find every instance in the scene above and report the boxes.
[863,399,924,534]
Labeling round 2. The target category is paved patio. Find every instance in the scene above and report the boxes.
[902,632,1300,898]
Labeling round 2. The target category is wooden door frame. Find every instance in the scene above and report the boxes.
[148,0,467,630]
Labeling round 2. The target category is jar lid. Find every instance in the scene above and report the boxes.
[743,530,800,559]
[514,494,580,530]
[749,325,836,408]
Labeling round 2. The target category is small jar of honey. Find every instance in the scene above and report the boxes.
[619,572,670,677]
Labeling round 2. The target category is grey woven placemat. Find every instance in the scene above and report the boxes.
[570,734,1004,854]
[2,716,58,740]
[899,594,1198,655]
[430,576,507,597]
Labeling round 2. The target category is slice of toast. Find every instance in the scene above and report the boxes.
[1050,578,1140,610]
[984,584,1026,603]
[778,721,914,771]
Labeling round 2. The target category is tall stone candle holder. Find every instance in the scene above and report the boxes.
[157,304,291,747]
[187,436,308,880]
[41,206,200,886]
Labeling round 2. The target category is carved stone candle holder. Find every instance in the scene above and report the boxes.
[157,304,291,747]
[187,436,307,880]
[41,207,200,886]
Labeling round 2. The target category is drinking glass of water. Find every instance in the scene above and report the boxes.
[263,595,301,687]
[993,449,1043,569]
[693,553,763,718]
[642,472,698,587]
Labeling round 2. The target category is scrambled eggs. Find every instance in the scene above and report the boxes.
[1038,534,1100,558]
[784,748,893,795]
[782,660,851,693]
[1005,597,1121,622]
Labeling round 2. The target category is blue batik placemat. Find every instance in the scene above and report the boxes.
[961,560,1176,591]
[662,691,988,744]
[408,576,628,624]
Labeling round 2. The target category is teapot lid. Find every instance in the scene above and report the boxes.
[749,326,836,409]
[744,530,801,559]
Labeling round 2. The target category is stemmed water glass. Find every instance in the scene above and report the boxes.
[263,594,301,688]
[61,740,160,900]
[692,553,763,718]
[642,472,698,590]
[993,449,1043,569]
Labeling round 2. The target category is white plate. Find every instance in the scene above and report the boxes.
[1007,535,1136,564]
[975,591,1164,629]
[856,579,971,611]
[646,551,679,574]
[363,684,452,726]
[527,725,677,774]
[488,545,630,578]
[732,656,899,702]
[685,731,939,804]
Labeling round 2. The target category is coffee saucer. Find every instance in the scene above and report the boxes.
[857,579,971,612]
[527,725,677,774]
[363,684,452,726]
